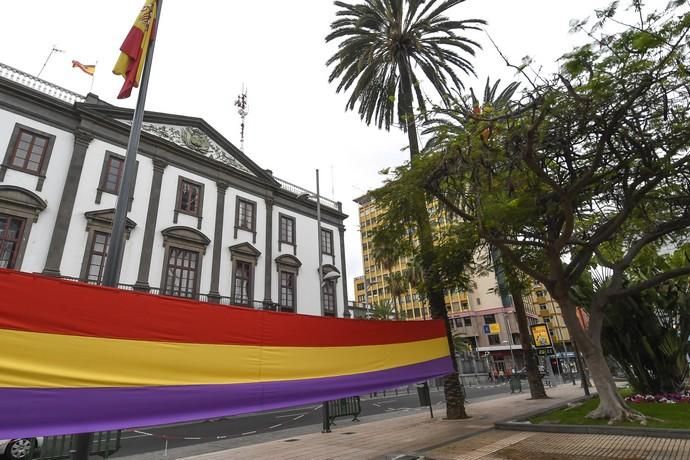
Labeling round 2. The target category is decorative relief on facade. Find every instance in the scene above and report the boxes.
[121,121,254,176]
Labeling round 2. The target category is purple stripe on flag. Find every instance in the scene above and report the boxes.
[0,356,452,438]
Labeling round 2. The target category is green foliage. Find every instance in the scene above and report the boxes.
[573,247,690,394]
[325,0,485,131]
[369,300,397,320]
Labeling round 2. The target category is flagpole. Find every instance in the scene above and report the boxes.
[89,60,98,93]
[72,1,164,459]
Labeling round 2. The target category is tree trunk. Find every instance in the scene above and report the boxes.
[510,284,548,399]
[555,291,643,422]
[399,56,468,419]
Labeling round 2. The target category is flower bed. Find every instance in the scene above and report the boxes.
[625,391,690,404]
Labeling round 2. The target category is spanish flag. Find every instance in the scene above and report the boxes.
[112,0,157,99]
[72,60,96,76]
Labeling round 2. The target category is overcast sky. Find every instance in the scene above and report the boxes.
[0,0,666,293]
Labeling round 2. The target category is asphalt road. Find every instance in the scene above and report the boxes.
[111,383,511,459]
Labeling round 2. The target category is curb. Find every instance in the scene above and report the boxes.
[494,395,690,440]
[495,421,690,439]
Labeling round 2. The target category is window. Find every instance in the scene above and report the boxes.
[512,333,521,345]
[279,214,296,251]
[85,231,110,283]
[476,297,481,305]
[234,197,257,243]
[280,271,296,312]
[321,228,334,255]
[461,300,469,310]
[356,283,365,291]
[7,129,49,174]
[176,178,203,216]
[232,260,252,305]
[99,153,124,194]
[539,303,548,310]
[463,317,472,327]
[0,213,25,269]
[488,334,501,345]
[322,281,337,317]
[483,314,496,324]
[164,247,199,299]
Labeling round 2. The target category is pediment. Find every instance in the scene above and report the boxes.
[84,209,137,230]
[275,254,302,269]
[161,226,211,247]
[121,121,255,176]
[229,242,262,259]
[0,185,47,211]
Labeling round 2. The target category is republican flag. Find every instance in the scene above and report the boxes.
[72,60,96,76]
[112,0,157,99]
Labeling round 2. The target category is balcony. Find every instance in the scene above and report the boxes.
[538,309,552,318]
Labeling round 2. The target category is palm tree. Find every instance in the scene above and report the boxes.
[386,272,407,319]
[326,0,485,157]
[327,0,485,420]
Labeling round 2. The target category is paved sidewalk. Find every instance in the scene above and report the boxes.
[179,384,590,460]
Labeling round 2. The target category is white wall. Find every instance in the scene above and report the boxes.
[0,111,73,273]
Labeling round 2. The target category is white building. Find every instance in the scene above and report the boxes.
[0,62,349,317]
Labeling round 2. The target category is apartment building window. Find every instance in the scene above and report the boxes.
[539,303,548,310]
[488,334,501,345]
[535,290,545,297]
[476,298,481,305]
[164,247,199,299]
[0,213,25,269]
[356,282,365,291]
[233,261,253,305]
[280,271,296,312]
[174,177,204,229]
[483,314,496,324]
[322,280,336,317]
[321,228,334,255]
[512,333,521,345]
[1,124,56,191]
[84,231,110,283]
[279,214,296,253]
[464,317,472,327]
[234,197,257,243]
[99,152,124,195]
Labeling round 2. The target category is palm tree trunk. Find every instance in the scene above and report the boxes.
[509,283,548,399]
[399,57,468,419]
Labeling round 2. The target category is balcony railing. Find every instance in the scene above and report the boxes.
[0,62,85,105]
[57,276,340,316]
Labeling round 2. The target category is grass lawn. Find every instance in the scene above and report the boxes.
[530,395,690,430]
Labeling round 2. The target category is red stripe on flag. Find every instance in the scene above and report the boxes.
[116,27,146,99]
[0,269,447,347]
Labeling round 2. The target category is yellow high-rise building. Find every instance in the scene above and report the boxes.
[353,193,573,374]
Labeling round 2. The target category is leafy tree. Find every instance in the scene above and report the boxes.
[573,247,690,394]
[407,2,690,421]
[326,0,485,419]
[385,272,407,319]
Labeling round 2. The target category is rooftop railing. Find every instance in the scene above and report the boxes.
[0,62,85,105]
[275,176,341,211]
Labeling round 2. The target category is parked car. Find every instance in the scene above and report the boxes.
[0,438,42,460]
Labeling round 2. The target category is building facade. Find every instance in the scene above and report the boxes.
[0,62,348,317]
[353,192,573,373]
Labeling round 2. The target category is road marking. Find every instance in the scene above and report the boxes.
[275,412,307,419]
[313,405,322,411]
[183,437,201,440]
[373,403,381,407]
[241,431,257,436]
[292,414,305,420]
[120,434,153,440]
[269,424,283,429]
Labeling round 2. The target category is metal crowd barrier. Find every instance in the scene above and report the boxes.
[327,396,361,425]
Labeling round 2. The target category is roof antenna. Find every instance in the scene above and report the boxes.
[235,84,248,151]
[38,45,65,78]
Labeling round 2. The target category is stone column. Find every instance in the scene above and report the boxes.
[42,130,94,276]
[134,159,167,290]
[207,181,228,302]
[263,196,274,305]
[338,225,349,316]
